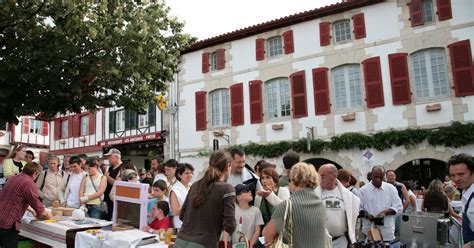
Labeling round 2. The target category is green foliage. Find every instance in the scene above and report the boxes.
[0,1,195,123]
[227,122,474,158]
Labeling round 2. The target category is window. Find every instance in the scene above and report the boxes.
[115,110,125,132]
[411,49,448,100]
[61,119,68,138]
[138,108,149,128]
[333,20,351,43]
[80,115,89,136]
[29,119,42,134]
[422,0,434,24]
[265,78,291,119]
[210,89,230,127]
[267,36,283,58]
[210,52,217,71]
[332,65,363,110]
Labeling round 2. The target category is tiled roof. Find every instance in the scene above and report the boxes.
[182,0,384,54]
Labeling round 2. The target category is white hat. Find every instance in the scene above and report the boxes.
[104,148,121,156]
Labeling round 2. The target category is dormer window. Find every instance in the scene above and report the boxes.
[267,36,283,58]
[333,20,351,43]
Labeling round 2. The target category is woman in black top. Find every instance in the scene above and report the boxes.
[422,179,449,213]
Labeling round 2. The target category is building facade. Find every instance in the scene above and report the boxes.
[173,0,474,185]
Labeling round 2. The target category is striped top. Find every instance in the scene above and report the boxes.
[272,188,326,248]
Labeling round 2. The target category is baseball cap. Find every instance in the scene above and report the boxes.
[235,184,251,195]
[104,148,121,156]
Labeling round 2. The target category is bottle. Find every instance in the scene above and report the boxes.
[165,228,173,244]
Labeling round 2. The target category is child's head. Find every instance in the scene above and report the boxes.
[152,201,170,219]
[235,184,253,204]
[152,179,168,198]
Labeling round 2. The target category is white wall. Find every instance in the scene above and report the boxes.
[364,1,401,44]
[231,36,259,72]
[292,20,322,59]
[182,52,204,83]
[334,111,366,135]
[179,82,206,150]
[416,100,454,126]
[450,0,474,26]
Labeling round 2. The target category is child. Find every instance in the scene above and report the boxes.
[143,201,170,233]
[231,184,264,246]
[147,180,169,223]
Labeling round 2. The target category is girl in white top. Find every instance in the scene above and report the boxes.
[59,156,87,208]
[254,167,290,225]
[170,163,194,228]
[403,181,417,214]
[79,159,107,219]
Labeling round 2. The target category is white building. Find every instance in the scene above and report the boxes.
[172,0,474,186]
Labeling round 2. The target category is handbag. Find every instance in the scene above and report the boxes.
[89,175,107,214]
[274,200,292,248]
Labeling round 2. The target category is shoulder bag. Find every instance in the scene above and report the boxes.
[274,199,292,248]
[89,175,107,214]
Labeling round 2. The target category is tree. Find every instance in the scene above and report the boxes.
[0,1,195,124]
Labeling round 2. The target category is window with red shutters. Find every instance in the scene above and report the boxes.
[312,68,331,115]
[437,0,452,21]
[290,71,308,118]
[249,80,263,124]
[448,40,474,97]
[67,116,73,138]
[256,38,266,61]
[319,22,331,46]
[352,13,366,39]
[216,49,225,70]
[54,120,61,140]
[22,117,29,133]
[388,53,412,105]
[363,57,385,108]
[88,113,96,135]
[195,91,207,131]
[202,52,209,73]
[283,30,294,54]
[409,0,424,27]
[41,121,49,136]
[230,83,244,126]
[72,115,81,137]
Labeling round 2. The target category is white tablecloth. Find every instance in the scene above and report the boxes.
[75,229,169,248]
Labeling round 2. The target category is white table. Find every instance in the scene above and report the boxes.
[75,229,169,248]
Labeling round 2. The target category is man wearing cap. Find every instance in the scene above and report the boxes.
[103,148,123,220]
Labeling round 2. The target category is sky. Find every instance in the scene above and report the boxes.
[166,0,340,40]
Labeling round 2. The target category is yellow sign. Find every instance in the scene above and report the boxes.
[156,94,167,110]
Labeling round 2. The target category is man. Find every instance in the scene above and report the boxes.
[78,153,88,170]
[448,153,474,245]
[226,148,258,187]
[62,155,71,173]
[59,156,87,208]
[315,164,360,247]
[104,148,123,220]
[278,150,300,187]
[0,162,51,248]
[386,170,409,237]
[359,166,402,242]
[25,150,35,164]
[164,159,178,186]
[36,155,65,207]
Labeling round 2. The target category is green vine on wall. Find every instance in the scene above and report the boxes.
[227,122,474,158]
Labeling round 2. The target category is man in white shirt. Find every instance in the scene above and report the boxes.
[359,165,402,242]
[316,164,360,247]
[448,153,474,245]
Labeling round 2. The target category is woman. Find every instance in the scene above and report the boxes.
[422,179,449,213]
[402,181,417,214]
[79,159,107,219]
[175,150,236,248]
[254,167,290,225]
[60,156,87,208]
[3,145,27,179]
[263,162,326,248]
[444,184,461,220]
[337,168,360,198]
[170,163,194,229]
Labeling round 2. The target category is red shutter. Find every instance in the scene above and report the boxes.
[67,116,73,138]
[437,0,452,21]
[283,30,294,54]
[290,71,308,118]
[352,13,366,39]
[88,113,96,135]
[448,40,474,97]
[312,68,331,115]
[22,118,29,133]
[363,57,385,108]
[202,52,209,73]
[388,53,412,105]
[408,0,424,27]
[54,120,61,140]
[41,121,48,136]
[249,80,263,124]
[230,83,244,126]
[195,91,207,131]
[256,38,265,61]
[216,49,225,70]
[73,115,81,137]
[319,22,331,46]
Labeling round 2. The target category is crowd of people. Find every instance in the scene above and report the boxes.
[0,144,473,248]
